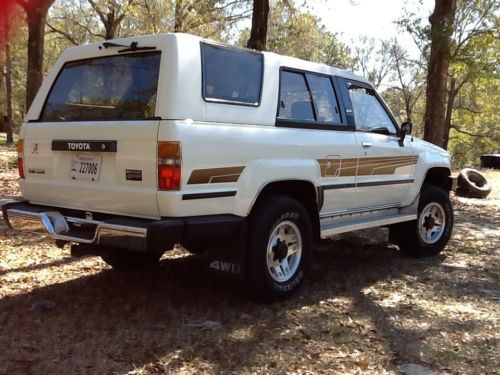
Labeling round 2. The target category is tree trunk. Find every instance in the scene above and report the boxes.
[3,17,13,145]
[174,0,183,32]
[0,60,3,133]
[104,9,119,39]
[105,21,117,40]
[247,0,269,51]
[442,77,456,149]
[405,95,413,122]
[25,1,53,111]
[423,0,456,148]
[5,36,13,145]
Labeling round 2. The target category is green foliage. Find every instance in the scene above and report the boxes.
[1,0,497,169]
[399,0,499,167]
[449,70,500,167]
[447,0,499,167]
[238,0,353,69]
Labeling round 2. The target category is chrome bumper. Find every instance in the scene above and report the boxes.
[5,207,147,252]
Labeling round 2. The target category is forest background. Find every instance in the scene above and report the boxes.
[0,0,498,168]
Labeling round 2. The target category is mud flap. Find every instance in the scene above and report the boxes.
[206,223,248,280]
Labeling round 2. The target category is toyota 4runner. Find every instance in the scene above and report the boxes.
[2,33,455,299]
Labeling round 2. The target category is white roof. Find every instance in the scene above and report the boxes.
[26,33,371,123]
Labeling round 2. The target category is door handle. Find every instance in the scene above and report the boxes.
[362,142,373,148]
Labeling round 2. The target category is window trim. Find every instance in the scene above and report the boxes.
[38,51,162,122]
[200,42,264,107]
[343,79,401,137]
[306,72,344,124]
[275,67,354,132]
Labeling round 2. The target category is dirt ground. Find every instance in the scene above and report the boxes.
[0,143,498,375]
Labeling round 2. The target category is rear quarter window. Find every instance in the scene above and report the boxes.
[40,52,161,122]
[201,43,263,106]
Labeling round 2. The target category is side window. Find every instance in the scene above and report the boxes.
[306,73,341,124]
[347,85,396,134]
[278,71,315,121]
[201,43,263,106]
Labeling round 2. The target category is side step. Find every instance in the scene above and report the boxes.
[320,213,416,238]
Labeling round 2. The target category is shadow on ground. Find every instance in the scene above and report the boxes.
[0,231,439,374]
[0,196,498,374]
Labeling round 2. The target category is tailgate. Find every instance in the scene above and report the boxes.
[23,121,160,218]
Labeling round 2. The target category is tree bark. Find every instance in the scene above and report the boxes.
[19,0,54,111]
[423,0,456,148]
[247,0,269,51]
[174,0,183,32]
[0,60,3,133]
[88,0,127,40]
[3,17,13,145]
[442,77,456,149]
[5,37,13,145]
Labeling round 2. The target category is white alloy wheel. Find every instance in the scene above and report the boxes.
[419,202,446,244]
[266,220,302,282]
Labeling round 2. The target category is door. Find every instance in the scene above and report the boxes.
[344,80,416,208]
[276,70,359,215]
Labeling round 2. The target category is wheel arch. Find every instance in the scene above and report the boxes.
[422,167,453,192]
[249,180,320,240]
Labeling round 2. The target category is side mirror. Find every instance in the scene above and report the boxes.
[401,121,413,135]
[399,121,413,146]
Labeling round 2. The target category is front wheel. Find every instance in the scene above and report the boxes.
[391,184,453,257]
[246,196,312,300]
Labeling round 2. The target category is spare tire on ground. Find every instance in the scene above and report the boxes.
[456,168,491,199]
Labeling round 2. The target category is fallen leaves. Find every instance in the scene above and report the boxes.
[0,145,499,375]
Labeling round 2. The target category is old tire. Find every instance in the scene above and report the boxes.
[391,184,453,257]
[246,196,312,300]
[100,248,161,270]
[456,168,491,199]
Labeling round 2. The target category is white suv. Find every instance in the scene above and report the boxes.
[3,33,455,299]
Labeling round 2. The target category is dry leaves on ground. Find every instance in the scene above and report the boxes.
[0,145,498,374]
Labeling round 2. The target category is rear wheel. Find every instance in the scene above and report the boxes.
[100,248,161,270]
[391,184,453,257]
[246,196,312,300]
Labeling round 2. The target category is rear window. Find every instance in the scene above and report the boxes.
[40,52,161,122]
[201,43,263,106]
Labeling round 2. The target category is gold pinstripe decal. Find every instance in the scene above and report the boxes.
[187,166,245,184]
[318,156,418,177]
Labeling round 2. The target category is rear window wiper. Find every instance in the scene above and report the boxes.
[99,41,156,53]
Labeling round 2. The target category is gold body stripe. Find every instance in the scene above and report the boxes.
[318,156,418,177]
[187,166,245,184]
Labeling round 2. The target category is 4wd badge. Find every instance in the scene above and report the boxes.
[209,260,241,274]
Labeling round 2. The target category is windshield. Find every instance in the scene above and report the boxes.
[40,52,161,122]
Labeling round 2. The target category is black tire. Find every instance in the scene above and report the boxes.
[456,168,491,199]
[100,247,161,270]
[246,196,312,300]
[391,184,453,257]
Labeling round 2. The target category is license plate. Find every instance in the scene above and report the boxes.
[70,155,102,181]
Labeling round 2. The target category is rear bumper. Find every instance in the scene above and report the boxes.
[2,201,244,253]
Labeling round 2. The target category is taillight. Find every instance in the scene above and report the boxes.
[157,141,181,190]
[17,139,25,179]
